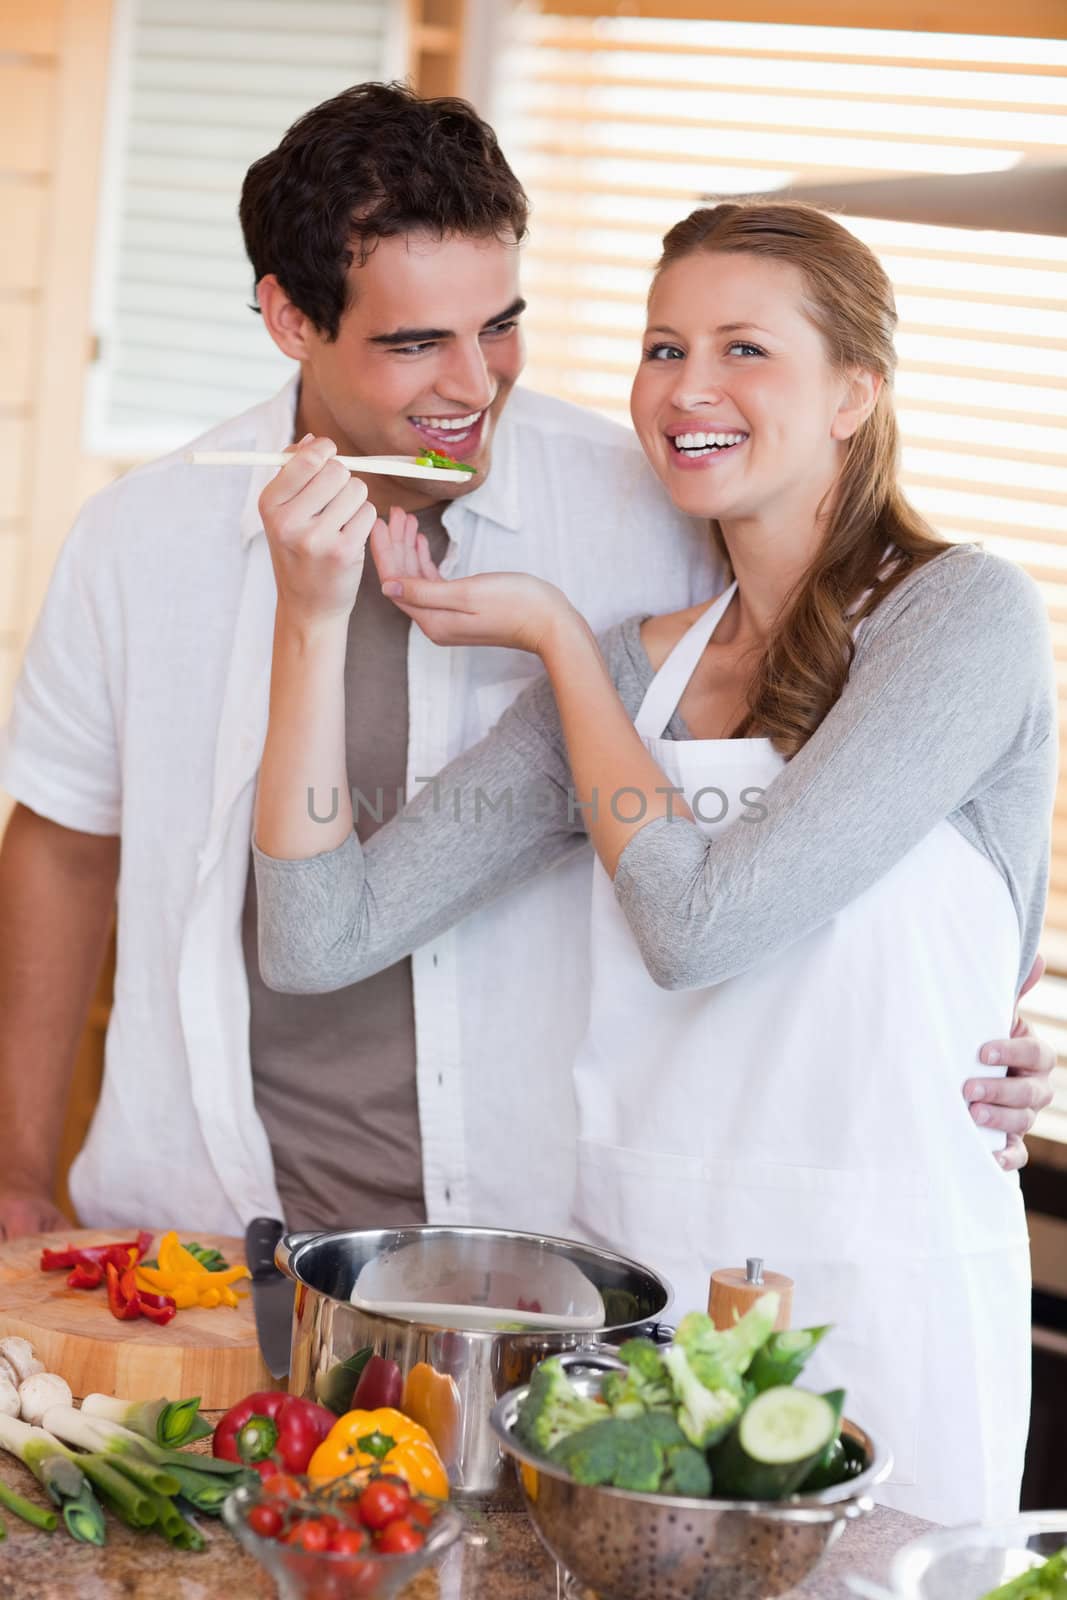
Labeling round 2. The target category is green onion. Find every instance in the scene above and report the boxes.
[144,1489,204,1550]
[81,1393,213,1448]
[79,1456,156,1528]
[164,1461,249,1515]
[0,1415,106,1545]
[0,1476,57,1533]
[87,1420,249,1477]
[104,1451,181,1499]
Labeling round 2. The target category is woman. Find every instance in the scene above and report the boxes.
[252,203,1056,1524]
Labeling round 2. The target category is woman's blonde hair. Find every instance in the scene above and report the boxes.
[656,200,951,757]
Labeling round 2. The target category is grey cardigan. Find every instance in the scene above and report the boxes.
[254,545,1056,998]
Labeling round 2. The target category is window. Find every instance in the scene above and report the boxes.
[85,0,405,455]
[491,8,1067,1134]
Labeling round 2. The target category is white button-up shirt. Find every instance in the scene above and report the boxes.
[1,377,721,1234]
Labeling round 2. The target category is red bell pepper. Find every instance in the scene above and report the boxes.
[351,1354,403,1411]
[213,1393,335,1480]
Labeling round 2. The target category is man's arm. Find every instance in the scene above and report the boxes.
[966,953,1057,1173]
[0,804,119,1238]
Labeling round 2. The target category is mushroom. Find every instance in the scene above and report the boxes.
[0,1338,44,1384]
[0,1373,19,1419]
[0,1355,19,1387]
[18,1373,73,1427]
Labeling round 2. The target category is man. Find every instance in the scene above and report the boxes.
[0,84,1052,1240]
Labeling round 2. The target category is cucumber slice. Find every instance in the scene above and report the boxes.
[709,1386,838,1500]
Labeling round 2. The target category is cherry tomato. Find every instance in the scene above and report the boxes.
[261,1471,303,1501]
[358,1478,412,1530]
[284,1517,333,1552]
[375,1518,426,1555]
[407,1499,438,1529]
[329,1526,371,1555]
[247,1501,284,1539]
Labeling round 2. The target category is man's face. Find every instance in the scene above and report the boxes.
[293,230,526,511]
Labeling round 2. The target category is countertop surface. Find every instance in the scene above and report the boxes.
[0,1441,929,1599]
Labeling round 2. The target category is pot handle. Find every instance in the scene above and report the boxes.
[556,1348,628,1378]
[274,1230,325,1280]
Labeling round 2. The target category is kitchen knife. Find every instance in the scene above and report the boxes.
[245,1216,294,1381]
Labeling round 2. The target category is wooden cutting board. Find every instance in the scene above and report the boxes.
[0,1230,276,1409]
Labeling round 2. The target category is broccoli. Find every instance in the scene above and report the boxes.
[662,1443,714,1498]
[552,1417,662,1492]
[674,1291,781,1392]
[549,1412,689,1494]
[514,1357,605,1455]
[601,1338,674,1418]
[662,1344,743,1449]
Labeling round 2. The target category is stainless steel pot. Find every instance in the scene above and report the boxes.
[275,1225,672,1506]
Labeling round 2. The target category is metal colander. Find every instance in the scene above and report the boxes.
[490,1350,892,1600]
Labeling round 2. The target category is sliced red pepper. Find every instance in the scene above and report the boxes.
[41,1232,155,1275]
[40,1247,81,1271]
[105,1261,143,1321]
[66,1262,104,1290]
[137,1294,177,1326]
[103,1262,176,1324]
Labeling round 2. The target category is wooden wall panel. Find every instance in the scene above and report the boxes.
[0,534,23,634]
[539,0,1067,39]
[5,0,63,56]
[0,1,115,1214]
[0,65,57,175]
[20,2,115,645]
[1,183,47,293]
[0,419,31,524]
[0,304,36,411]
[408,0,467,96]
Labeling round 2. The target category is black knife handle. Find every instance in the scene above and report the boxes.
[246,1216,285,1280]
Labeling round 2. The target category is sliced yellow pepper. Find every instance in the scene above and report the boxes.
[133,1231,250,1311]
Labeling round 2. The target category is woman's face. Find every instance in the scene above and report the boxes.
[631,251,859,530]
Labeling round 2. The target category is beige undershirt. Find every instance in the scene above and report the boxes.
[244,505,450,1230]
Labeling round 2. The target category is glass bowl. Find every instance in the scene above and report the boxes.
[885,1512,1067,1600]
[222,1480,464,1600]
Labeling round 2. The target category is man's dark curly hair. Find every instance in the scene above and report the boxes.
[239,81,529,342]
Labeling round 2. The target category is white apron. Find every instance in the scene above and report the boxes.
[570,583,1031,1526]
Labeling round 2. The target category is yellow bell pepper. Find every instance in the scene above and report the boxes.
[401,1363,461,1465]
[307,1407,449,1500]
[133,1231,250,1311]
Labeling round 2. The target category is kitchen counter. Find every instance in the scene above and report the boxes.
[0,1443,929,1599]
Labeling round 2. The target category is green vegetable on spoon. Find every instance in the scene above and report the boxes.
[414,449,477,474]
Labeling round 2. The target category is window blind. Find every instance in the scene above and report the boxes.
[491,10,1067,983]
[85,0,403,454]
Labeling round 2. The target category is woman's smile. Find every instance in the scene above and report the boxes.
[666,425,749,471]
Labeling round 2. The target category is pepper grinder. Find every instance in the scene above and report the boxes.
[708,1258,793,1331]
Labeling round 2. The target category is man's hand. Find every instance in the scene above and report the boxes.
[258,435,377,628]
[0,1189,69,1242]
[372,503,574,656]
[965,954,1056,1172]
